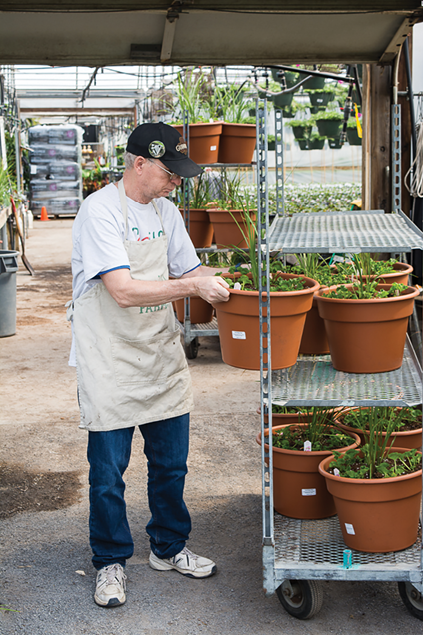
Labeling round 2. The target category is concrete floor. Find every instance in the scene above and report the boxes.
[0,219,421,634]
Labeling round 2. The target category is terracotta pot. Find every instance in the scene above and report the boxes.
[256,423,360,519]
[316,284,420,373]
[179,208,213,248]
[207,208,256,249]
[172,122,223,164]
[318,448,422,552]
[299,293,330,355]
[218,123,256,164]
[364,262,413,286]
[174,296,213,325]
[333,407,422,450]
[213,273,319,370]
[263,411,313,425]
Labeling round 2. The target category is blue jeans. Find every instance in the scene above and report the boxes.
[87,414,191,570]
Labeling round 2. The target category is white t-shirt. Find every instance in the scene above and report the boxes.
[69,182,200,366]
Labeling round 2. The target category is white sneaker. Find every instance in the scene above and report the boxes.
[149,547,216,579]
[94,563,127,607]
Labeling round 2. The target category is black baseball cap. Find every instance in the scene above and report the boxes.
[126,122,202,178]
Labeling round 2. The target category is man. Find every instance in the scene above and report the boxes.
[69,122,230,608]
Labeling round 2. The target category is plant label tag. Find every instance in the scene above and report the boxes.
[232,331,246,340]
[345,523,355,535]
[30,165,37,174]
[234,282,241,290]
[334,468,340,477]
[302,488,316,496]
[210,145,217,151]
[304,441,312,452]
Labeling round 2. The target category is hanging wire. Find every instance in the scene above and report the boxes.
[405,97,423,198]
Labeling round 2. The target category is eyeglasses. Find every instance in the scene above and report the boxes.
[148,159,181,181]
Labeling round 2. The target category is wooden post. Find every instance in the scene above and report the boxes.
[362,64,392,213]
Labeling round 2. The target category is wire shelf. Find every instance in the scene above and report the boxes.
[268,210,423,253]
[274,514,422,578]
[271,340,422,407]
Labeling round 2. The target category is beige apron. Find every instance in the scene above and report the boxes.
[71,178,193,431]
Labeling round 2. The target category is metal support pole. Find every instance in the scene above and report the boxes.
[392,104,401,213]
[274,108,285,217]
[182,110,192,343]
[257,98,274,566]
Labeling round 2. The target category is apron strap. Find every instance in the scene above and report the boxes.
[118,178,129,238]
[118,178,166,237]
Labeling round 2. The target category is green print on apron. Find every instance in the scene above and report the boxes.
[72,178,193,431]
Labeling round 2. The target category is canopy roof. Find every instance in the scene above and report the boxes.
[0,1,421,66]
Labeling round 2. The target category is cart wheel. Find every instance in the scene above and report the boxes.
[398,582,423,620]
[276,579,323,620]
[185,337,198,359]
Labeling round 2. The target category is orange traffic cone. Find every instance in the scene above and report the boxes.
[40,206,49,221]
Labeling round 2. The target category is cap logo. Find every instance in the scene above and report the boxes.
[149,141,165,158]
[176,136,188,155]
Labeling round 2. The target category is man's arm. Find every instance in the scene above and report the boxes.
[100,266,230,309]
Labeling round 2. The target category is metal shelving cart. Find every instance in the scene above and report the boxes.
[255,102,423,619]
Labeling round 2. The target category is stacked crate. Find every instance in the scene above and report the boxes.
[28,124,83,217]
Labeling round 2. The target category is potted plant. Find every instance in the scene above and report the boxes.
[207,84,257,164]
[284,254,346,355]
[206,171,257,249]
[346,118,362,146]
[305,87,335,108]
[315,111,344,138]
[297,138,311,151]
[212,211,319,370]
[171,70,223,164]
[262,404,314,426]
[286,119,314,140]
[328,137,343,149]
[319,411,422,552]
[179,171,217,248]
[271,68,300,89]
[308,134,326,150]
[335,257,413,285]
[316,254,420,373]
[256,408,360,519]
[267,134,275,151]
[333,406,422,450]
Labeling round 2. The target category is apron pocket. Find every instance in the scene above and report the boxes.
[110,330,186,386]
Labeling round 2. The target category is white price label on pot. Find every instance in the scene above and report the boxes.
[334,468,340,477]
[304,441,312,452]
[210,145,217,151]
[345,523,355,535]
[234,282,241,290]
[232,331,246,340]
[302,488,316,497]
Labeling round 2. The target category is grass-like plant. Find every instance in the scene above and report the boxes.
[272,407,353,452]
[330,407,422,479]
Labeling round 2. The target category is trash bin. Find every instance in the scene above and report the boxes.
[0,250,19,337]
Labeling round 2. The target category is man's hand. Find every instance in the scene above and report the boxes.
[193,275,230,303]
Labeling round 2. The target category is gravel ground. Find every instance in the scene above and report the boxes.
[0,219,421,634]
